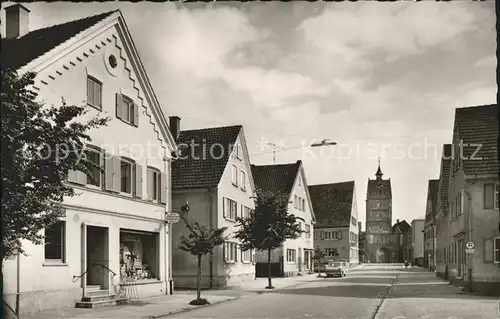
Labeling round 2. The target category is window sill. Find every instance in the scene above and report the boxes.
[224,218,237,223]
[242,261,252,264]
[86,184,103,191]
[232,183,238,188]
[120,279,161,286]
[119,192,133,197]
[87,103,102,111]
[224,261,236,264]
[43,262,68,267]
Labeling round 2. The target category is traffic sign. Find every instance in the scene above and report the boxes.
[166,213,181,224]
[465,241,475,249]
[465,248,475,254]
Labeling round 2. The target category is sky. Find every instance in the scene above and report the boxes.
[2,1,496,229]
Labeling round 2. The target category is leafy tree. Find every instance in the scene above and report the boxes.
[1,69,109,316]
[234,188,304,289]
[312,247,326,277]
[178,210,227,305]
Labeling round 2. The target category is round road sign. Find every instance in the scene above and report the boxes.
[465,241,474,249]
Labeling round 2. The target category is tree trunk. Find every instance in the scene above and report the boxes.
[266,248,273,289]
[196,254,202,300]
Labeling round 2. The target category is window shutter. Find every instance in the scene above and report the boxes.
[223,198,227,218]
[339,231,342,240]
[484,183,494,209]
[234,243,238,262]
[135,164,143,199]
[133,103,139,127]
[76,170,87,185]
[320,231,324,239]
[95,82,102,110]
[160,172,167,204]
[234,201,238,219]
[105,156,114,191]
[68,170,78,183]
[147,169,154,201]
[113,156,121,192]
[115,93,123,119]
[223,242,228,262]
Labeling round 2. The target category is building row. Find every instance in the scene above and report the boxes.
[2,6,361,315]
[422,104,499,296]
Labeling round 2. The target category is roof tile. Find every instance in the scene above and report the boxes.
[2,10,117,70]
[251,161,300,199]
[308,181,355,227]
[171,125,242,190]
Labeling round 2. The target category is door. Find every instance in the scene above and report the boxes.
[457,240,464,278]
[87,226,110,289]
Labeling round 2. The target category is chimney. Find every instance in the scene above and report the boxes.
[169,116,180,140]
[5,4,30,39]
[396,219,400,224]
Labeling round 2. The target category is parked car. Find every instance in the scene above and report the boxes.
[320,260,348,277]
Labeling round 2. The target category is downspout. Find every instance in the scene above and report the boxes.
[16,252,20,316]
[207,187,214,289]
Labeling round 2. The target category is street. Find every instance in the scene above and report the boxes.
[165,264,500,319]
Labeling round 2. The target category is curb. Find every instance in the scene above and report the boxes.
[369,273,399,319]
[147,296,240,319]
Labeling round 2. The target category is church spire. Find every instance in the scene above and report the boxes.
[375,158,383,179]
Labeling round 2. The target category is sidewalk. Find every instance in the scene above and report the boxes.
[23,292,239,319]
[375,267,500,319]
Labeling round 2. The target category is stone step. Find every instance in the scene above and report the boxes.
[81,294,117,302]
[75,298,128,309]
[87,289,110,296]
[86,285,103,292]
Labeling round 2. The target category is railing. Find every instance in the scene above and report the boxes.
[72,268,89,283]
[92,262,117,277]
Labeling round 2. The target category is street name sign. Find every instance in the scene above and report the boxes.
[166,213,181,224]
[465,248,475,254]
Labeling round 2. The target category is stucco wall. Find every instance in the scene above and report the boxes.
[282,167,315,275]
[314,227,350,261]
[3,208,167,315]
[215,132,256,287]
[411,220,425,259]
[3,22,174,314]
[171,188,215,288]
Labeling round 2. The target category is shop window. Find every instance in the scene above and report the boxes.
[44,221,65,262]
[120,230,159,281]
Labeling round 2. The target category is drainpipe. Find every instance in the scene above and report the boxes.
[163,156,174,295]
[463,190,473,293]
[207,187,214,288]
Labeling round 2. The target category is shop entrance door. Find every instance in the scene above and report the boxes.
[86,225,110,289]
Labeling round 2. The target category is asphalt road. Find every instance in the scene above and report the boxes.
[166,264,400,319]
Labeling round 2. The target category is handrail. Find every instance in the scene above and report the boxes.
[72,268,89,283]
[92,262,117,276]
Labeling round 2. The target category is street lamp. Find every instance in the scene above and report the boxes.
[310,139,337,147]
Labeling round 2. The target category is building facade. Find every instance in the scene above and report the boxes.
[411,219,425,266]
[424,180,439,270]
[251,161,316,277]
[392,219,412,263]
[170,124,256,289]
[309,181,360,266]
[436,104,499,296]
[3,5,178,314]
[365,161,399,263]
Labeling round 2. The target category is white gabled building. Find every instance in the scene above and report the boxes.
[3,4,179,314]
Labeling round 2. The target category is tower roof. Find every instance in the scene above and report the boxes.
[375,158,383,179]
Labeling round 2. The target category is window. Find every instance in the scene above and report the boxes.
[120,230,159,281]
[116,94,138,126]
[492,237,500,263]
[314,232,317,240]
[294,195,298,208]
[324,231,342,240]
[224,242,238,263]
[223,198,238,221]
[325,248,337,257]
[496,184,499,209]
[484,183,495,209]
[302,198,305,211]
[242,206,252,219]
[86,76,102,110]
[240,170,246,191]
[44,221,65,262]
[147,167,161,201]
[234,143,242,160]
[231,164,238,186]
[85,147,102,187]
[241,247,252,263]
[351,216,357,226]
[286,249,296,263]
[298,176,302,187]
[305,224,311,238]
[120,159,134,194]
